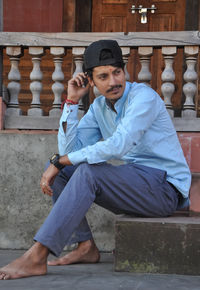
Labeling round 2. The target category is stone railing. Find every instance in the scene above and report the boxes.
[0,31,200,130]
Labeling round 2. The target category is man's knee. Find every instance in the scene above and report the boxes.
[73,163,97,183]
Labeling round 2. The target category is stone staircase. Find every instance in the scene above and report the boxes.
[114,214,200,275]
[114,173,200,275]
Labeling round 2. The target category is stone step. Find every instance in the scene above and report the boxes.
[114,215,200,275]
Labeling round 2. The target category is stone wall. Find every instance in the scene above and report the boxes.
[0,132,115,252]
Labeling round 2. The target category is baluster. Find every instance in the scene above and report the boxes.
[49,47,65,116]
[182,46,199,118]
[28,47,44,116]
[161,46,176,118]
[138,47,153,86]
[121,47,130,81]
[72,47,85,78]
[72,47,85,116]
[6,47,23,115]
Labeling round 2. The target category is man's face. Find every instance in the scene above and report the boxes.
[88,65,126,102]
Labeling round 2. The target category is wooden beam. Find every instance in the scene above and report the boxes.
[0,31,200,47]
[63,0,76,32]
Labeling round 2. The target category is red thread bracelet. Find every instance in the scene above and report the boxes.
[66,99,79,105]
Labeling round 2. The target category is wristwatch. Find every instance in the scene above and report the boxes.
[49,153,65,170]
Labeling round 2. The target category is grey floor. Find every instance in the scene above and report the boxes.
[0,250,200,290]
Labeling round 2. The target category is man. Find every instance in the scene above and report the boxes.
[0,40,191,279]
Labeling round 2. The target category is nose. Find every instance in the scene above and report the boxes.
[108,74,117,86]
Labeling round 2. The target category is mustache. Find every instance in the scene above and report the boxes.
[106,85,122,93]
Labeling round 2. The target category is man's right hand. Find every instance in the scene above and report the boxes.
[67,72,90,103]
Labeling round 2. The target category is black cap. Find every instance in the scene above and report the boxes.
[84,40,124,71]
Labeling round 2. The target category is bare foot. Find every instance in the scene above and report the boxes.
[0,243,48,280]
[48,239,100,266]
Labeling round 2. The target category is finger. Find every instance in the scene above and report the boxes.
[42,186,53,196]
[74,75,86,87]
[40,181,53,196]
[45,185,53,195]
[74,73,88,85]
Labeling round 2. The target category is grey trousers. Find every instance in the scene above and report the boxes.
[34,162,179,256]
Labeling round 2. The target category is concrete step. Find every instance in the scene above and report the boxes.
[114,215,200,275]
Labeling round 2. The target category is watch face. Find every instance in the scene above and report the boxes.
[51,154,57,161]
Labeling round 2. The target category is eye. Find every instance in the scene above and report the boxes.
[99,74,107,80]
[114,69,121,75]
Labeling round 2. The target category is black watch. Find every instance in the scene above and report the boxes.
[49,154,65,170]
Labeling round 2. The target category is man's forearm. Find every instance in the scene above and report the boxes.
[59,155,73,166]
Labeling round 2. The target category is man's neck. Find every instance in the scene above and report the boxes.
[106,98,121,112]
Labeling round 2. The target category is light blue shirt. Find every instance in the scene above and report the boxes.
[58,82,191,198]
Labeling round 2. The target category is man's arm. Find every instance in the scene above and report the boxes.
[41,73,101,195]
[67,87,161,165]
[58,73,102,156]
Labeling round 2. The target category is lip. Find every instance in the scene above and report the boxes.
[111,87,121,94]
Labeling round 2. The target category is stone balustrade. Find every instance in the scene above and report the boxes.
[0,31,200,130]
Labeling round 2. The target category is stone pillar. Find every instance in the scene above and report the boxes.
[49,47,65,117]
[138,47,153,86]
[121,47,130,81]
[6,47,23,116]
[161,46,177,118]
[72,47,85,116]
[28,47,44,116]
[182,46,199,118]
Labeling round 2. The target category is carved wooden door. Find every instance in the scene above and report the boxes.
[92,0,185,33]
[92,0,186,110]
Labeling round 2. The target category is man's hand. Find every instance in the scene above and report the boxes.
[40,164,59,196]
[67,72,90,103]
[40,155,72,196]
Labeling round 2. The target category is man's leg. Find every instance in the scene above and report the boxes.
[34,162,178,255]
[51,165,93,245]
[0,162,178,279]
[48,165,97,266]
[91,163,179,217]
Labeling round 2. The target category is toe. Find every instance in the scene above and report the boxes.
[0,272,7,280]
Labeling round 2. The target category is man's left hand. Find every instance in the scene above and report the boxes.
[40,164,59,196]
[40,155,72,196]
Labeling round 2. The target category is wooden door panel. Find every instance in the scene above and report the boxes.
[101,17,127,32]
[102,4,127,16]
[149,14,175,31]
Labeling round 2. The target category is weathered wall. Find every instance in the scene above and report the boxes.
[0,132,115,252]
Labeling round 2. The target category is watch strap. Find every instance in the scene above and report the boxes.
[49,154,65,170]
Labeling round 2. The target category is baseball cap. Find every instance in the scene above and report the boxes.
[83,40,124,71]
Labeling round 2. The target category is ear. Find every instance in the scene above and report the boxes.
[88,77,95,87]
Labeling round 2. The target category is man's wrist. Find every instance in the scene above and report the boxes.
[49,154,65,170]
[66,99,79,105]
[66,96,80,105]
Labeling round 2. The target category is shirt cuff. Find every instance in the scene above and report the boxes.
[64,103,79,123]
[68,150,87,165]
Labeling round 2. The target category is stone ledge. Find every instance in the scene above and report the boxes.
[114,215,200,275]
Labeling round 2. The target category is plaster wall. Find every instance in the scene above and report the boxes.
[0,132,115,252]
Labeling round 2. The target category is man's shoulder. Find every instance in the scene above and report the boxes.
[128,82,163,103]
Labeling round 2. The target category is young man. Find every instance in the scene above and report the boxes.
[0,40,191,279]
